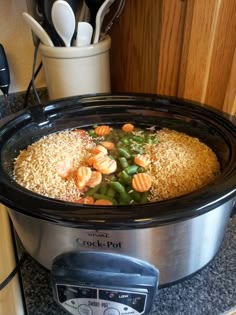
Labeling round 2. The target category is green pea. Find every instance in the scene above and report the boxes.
[121,137,129,145]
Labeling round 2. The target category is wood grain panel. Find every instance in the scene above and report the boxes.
[157,0,186,96]
[110,0,162,93]
[223,47,236,115]
[204,0,236,109]
[178,0,223,103]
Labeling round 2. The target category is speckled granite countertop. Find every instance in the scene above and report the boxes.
[1,91,236,315]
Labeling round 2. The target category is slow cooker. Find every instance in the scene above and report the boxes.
[0,94,236,315]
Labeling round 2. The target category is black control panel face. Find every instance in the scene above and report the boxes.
[56,284,147,315]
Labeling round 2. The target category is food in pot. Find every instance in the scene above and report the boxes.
[13,124,220,205]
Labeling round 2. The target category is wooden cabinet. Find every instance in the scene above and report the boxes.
[109,0,236,115]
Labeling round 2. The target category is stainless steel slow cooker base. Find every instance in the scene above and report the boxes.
[8,199,233,285]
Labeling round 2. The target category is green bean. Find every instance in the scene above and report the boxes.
[132,135,144,143]
[140,191,149,204]
[107,187,116,198]
[119,157,129,169]
[125,165,139,175]
[117,147,131,159]
[110,181,126,194]
[120,170,132,184]
[130,191,142,202]
[84,184,101,196]
[99,184,108,195]
[93,193,117,204]
[120,191,132,203]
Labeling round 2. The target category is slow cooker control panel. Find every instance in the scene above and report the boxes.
[56,284,147,315]
[51,252,159,315]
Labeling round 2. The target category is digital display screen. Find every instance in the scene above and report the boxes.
[57,284,97,303]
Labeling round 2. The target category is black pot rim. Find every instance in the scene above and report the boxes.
[1,93,236,229]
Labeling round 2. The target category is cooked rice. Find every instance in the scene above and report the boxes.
[13,127,220,203]
[145,128,220,201]
[14,130,94,201]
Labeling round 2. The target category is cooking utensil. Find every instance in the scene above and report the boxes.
[78,0,90,22]
[1,94,236,287]
[75,22,93,46]
[22,12,54,47]
[84,0,105,28]
[93,0,115,44]
[51,0,76,47]
[0,44,10,98]
[100,0,126,41]
[0,44,11,117]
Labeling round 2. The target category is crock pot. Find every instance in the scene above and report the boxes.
[0,94,236,315]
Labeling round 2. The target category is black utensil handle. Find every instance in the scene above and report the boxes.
[0,44,10,96]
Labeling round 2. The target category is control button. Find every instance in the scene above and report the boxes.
[78,304,93,315]
[104,308,120,315]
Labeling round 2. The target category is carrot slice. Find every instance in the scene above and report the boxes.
[122,123,134,133]
[75,196,94,204]
[56,159,74,179]
[94,199,113,206]
[87,171,102,187]
[134,154,151,168]
[93,156,117,174]
[91,145,108,155]
[100,141,115,150]
[94,125,111,136]
[75,166,92,189]
[132,173,152,192]
[87,152,104,166]
[74,129,88,137]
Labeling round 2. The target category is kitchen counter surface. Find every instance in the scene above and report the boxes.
[19,216,236,315]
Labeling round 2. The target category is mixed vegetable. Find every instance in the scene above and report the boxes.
[56,123,158,206]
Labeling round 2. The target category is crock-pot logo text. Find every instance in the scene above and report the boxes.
[76,238,122,249]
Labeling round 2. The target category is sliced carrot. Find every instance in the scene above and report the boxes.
[94,199,113,206]
[74,129,88,137]
[86,152,104,166]
[93,156,117,174]
[122,123,134,133]
[91,145,108,155]
[75,196,94,204]
[75,166,92,189]
[87,171,102,187]
[134,154,151,168]
[132,173,152,192]
[100,141,115,150]
[56,159,74,179]
[94,125,111,136]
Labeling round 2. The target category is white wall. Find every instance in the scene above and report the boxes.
[0,0,45,94]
